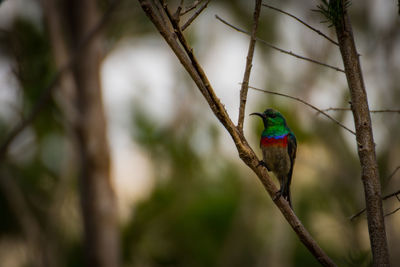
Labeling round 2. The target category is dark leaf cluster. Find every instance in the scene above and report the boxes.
[313,0,351,27]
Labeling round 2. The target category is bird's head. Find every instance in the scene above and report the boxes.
[250,108,286,128]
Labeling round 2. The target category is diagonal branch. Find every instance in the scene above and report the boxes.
[384,206,400,217]
[350,189,400,220]
[181,0,210,31]
[237,0,261,132]
[350,166,400,221]
[322,107,400,114]
[138,1,337,266]
[215,15,345,73]
[248,85,356,135]
[262,3,339,46]
[181,0,204,15]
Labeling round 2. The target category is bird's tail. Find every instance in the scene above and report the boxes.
[279,175,292,209]
[282,186,292,209]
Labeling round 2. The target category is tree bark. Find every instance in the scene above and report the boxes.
[334,3,390,266]
[43,1,120,266]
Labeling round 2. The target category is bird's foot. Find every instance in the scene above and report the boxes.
[273,190,282,201]
[257,160,270,171]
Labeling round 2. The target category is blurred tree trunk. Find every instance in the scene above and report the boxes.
[43,0,120,267]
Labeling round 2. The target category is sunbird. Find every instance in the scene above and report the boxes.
[251,109,297,208]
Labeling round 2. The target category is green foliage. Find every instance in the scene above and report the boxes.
[0,17,83,266]
[313,0,351,27]
[124,105,244,266]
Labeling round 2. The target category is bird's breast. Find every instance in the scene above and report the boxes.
[260,134,288,148]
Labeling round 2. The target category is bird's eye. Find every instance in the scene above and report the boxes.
[269,113,276,118]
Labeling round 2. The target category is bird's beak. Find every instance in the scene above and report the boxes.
[250,112,264,119]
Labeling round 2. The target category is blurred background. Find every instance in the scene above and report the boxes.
[0,0,399,266]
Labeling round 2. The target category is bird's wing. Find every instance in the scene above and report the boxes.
[287,132,297,182]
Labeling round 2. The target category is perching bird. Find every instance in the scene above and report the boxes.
[251,109,297,208]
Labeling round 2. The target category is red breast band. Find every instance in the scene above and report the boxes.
[261,135,288,147]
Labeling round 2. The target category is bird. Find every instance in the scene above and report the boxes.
[250,108,297,208]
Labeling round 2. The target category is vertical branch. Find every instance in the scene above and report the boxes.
[333,1,390,266]
[237,0,261,132]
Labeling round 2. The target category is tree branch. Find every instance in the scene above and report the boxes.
[181,0,210,31]
[350,166,400,221]
[237,0,261,132]
[138,1,337,266]
[384,206,400,217]
[350,192,400,219]
[181,0,204,15]
[248,85,356,135]
[322,107,400,114]
[333,0,390,265]
[215,15,345,73]
[262,3,339,46]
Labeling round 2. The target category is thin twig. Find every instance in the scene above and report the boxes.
[349,208,366,221]
[384,206,400,217]
[215,15,345,73]
[322,107,400,113]
[181,0,210,31]
[248,85,356,135]
[262,3,339,46]
[350,189,400,221]
[383,189,400,201]
[385,166,400,184]
[237,0,261,132]
[350,158,398,218]
[173,0,185,19]
[181,0,203,15]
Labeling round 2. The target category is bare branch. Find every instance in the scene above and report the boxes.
[138,1,337,265]
[384,206,400,217]
[181,0,203,15]
[349,208,366,221]
[322,107,400,114]
[262,3,339,46]
[173,0,185,18]
[383,189,400,201]
[181,0,210,31]
[351,169,400,221]
[215,15,345,73]
[237,0,262,132]
[385,166,400,184]
[248,85,356,135]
